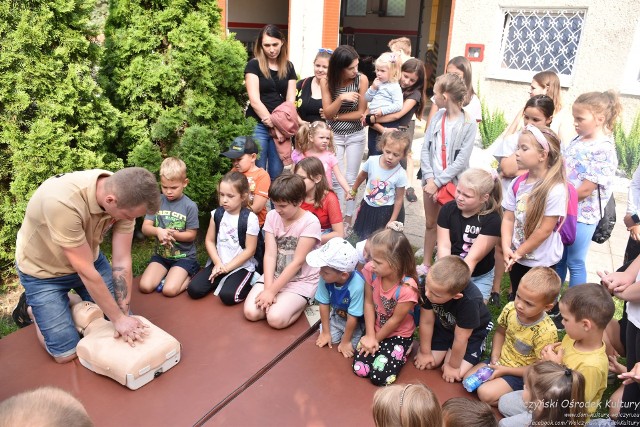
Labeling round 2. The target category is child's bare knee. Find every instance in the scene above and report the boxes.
[477,384,500,406]
[266,314,290,330]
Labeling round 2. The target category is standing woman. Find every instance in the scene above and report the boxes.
[245,25,297,180]
[320,45,369,226]
[296,49,332,124]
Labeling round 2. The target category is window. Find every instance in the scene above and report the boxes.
[346,0,366,17]
[493,8,587,86]
[385,0,406,17]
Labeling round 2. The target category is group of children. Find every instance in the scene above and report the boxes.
[132,47,638,425]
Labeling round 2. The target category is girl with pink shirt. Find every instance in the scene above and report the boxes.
[353,226,419,386]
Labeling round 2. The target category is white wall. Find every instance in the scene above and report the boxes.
[289,0,325,78]
[449,0,640,131]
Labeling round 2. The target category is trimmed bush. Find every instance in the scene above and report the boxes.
[101,0,253,212]
[0,0,122,263]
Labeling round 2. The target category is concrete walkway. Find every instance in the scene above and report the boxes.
[399,132,631,284]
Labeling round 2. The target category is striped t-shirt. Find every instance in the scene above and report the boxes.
[327,73,365,135]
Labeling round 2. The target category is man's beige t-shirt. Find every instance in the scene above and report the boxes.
[15,170,135,278]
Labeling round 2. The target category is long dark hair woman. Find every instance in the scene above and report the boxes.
[244,25,297,180]
[319,45,369,226]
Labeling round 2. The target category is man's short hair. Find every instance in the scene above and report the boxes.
[429,256,470,294]
[520,267,562,304]
[159,157,187,181]
[560,283,615,329]
[0,386,93,427]
[107,167,160,214]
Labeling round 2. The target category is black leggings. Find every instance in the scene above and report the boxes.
[618,320,640,426]
[187,265,254,305]
[353,335,413,386]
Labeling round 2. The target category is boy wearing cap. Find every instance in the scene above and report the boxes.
[307,238,365,358]
[222,136,270,227]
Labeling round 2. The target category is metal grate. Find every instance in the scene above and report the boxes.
[500,8,586,77]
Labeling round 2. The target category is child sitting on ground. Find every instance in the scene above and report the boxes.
[414,256,492,383]
[187,172,259,305]
[372,383,442,427]
[464,267,560,406]
[498,283,615,426]
[139,157,199,296]
[307,237,364,358]
[243,174,321,329]
[221,136,270,273]
[442,397,497,427]
[353,226,419,386]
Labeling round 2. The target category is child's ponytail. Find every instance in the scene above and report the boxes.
[573,90,622,135]
[295,122,312,155]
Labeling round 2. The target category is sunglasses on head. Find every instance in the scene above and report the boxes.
[318,48,334,54]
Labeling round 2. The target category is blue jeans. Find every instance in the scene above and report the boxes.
[18,252,115,358]
[253,122,283,180]
[556,221,597,287]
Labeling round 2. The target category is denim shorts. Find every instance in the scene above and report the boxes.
[471,268,495,300]
[328,309,365,350]
[149,254,200,277]
[18,252,114,358]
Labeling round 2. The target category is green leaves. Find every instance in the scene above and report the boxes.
[479,97,508,149]
[614,115,640,178]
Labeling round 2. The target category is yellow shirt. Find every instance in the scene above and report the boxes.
[497,302,558,368]
[15,170,134,277]
[561,335,608,415]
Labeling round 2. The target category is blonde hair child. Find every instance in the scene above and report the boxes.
[372,383,442,427]
[294,157,345,244]
[436,168,502,302]
[349,130,411,239]
[501,126,567,297]
[419,73,477,275]
[292,121,350,195]
[353,227,419,386]
[364,52,403,120]
[524,361,588,426]
[187,171,259,305]
[139,157,199,297]
[556,91,622,288]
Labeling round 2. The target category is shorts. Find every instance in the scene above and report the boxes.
[471,268,495,300]
[480,359,524,391]
[430,318,493,365]
[18,252,114,358]
[326,308,365,350]
[149,254,200,277]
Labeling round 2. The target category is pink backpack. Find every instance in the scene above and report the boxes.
[512,173,577,246]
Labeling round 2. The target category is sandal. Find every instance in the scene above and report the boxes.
[12,292,32,328]
[405,187,417,202]
[488,291,501,307]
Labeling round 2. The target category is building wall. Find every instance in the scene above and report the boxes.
[290,0,325,78]
[227,0,289,46]
[449,0,640,130]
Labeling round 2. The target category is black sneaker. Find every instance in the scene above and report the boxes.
[12,292,32,328]
[488,291,501,307]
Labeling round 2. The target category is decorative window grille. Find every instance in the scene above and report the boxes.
[497,8,586,84]
[386,0,406,17]
[346,0,367,16]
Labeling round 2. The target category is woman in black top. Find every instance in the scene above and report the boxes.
[295,49,332,124]
[245,25,297,180]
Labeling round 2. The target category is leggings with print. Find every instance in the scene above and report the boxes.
[352,336,413,386]
[187,266,254,305]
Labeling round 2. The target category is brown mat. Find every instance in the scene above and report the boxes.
[207,334,476,426]
[0,285,315,426]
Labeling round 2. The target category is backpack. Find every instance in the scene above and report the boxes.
[512,173,578,246]
[213,207,265,273]
[592,185,616,244]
